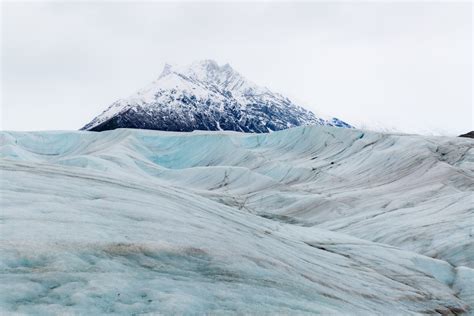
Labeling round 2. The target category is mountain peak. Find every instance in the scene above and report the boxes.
[82,60,352,132]
[159,60,227,77]
[158,63,174,79]
[193,59,220,69]
[185,59,231,80]
[157,60,248,92]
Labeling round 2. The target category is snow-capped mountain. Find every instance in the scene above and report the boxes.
[82,60,352,132]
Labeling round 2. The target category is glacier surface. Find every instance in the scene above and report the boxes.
[0,126,473,314]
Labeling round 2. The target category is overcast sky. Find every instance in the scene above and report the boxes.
[1,1,472,135]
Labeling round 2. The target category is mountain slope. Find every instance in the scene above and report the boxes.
[82,60,351,132]
[1,126,472,314]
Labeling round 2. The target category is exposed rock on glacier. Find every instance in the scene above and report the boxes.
[460,131,474,139]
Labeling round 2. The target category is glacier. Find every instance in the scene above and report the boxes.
[0,126,473,314]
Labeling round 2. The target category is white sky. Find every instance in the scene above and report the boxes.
[1,1,472,135]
